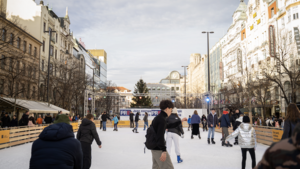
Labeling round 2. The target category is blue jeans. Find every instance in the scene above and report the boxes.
[144,122,148,130]
[103,121,107,130]
[134,122,139,131]
[114,123,118,130]
[208,127,215,139]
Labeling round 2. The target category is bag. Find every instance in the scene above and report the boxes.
[145,125,158,149]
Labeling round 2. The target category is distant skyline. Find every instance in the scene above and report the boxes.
[45,0,249,90]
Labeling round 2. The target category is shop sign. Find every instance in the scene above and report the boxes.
[272,130,283,142]
[0,130,10,144]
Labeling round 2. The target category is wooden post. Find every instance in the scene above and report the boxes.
[249,112,252,125]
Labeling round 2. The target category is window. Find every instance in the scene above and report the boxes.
[10,33,14,45]
[176,87,179,91]
[49,63,53,75]
[152,87,156,91]
[33,68,36,79]
[162,87,165,91]
[23,41,27,52]
[44,22,46,32]
[21,83,25,98]
[16,61,20,73]
[22,63,26,75]
[1,55,5,69]
[42,60,44,71]
[43,40,45,52]
[56,33,58,43]
[54,67,57,76]
[171,87,175,91]
[288,10,291,22]
[271,8,275,17]
[2,29,6,41]
[29,44,32,55]
[27,83,30,98]
[55,49,57,59]
[50,45,53,56]
[15,83,19,97]
[0,79,4,94]
[34,47,37,57]
[17,37,20,49]
[28,66,31,77]
[32,86,36,99]
[294,13,299,20]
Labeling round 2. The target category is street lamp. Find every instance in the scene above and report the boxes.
[202,31,214,114]
[182,66,188,108]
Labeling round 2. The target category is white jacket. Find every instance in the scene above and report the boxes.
[225,123,257,148]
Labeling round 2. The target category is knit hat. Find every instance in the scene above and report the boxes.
[223,111,229,115]
[54,114,70,124]
[243,116,250,123]
[172,107,178,114]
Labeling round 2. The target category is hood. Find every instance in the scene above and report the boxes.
[236,116,243,123]
[223,111,229,115]
[81,118,93,126]
[39,123,74,141]
[239,123,252,132]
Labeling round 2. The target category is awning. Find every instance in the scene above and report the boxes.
[0,97,69,114]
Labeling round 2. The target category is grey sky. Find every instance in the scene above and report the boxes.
[47,0,249,90]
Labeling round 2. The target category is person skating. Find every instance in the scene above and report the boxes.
[148,100,187,169]
[77,114,102,169]
[130,111,134,128]
[112,115,119,131]
[201,114,207,132]
[101,112,111,131]
[233,113,244,145]
[220,109,232,147]
[30,114,83,169]
[207,108,219,144]
[98,113,103,129]
[225,116,257,169]
[191,110,201,139]
[144,112,149,131]
[281,103,300,140]
[187,115,191,131]
[133,112,140,133]
[166,108,184,163]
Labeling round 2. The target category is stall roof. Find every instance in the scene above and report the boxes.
[0,97,69,114]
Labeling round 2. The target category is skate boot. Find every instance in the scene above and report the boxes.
[207,138,210,144]
[132,129,134,133]
[191,135,194,139]
[234,141,238,145]
[211,138,216,144]
[227,141,233,147]
[177,155,183,163]
[198,134,201,139]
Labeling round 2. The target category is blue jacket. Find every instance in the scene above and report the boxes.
[187,118,191,124]
[30,123,83,169]
[220,113,231,128]
[191,114,201,124]
[112,116,119,124]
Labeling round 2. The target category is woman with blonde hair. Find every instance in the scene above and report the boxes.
[191,110,201,139]
[282,103,300,139]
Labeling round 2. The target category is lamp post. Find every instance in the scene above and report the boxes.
[44,28,56,106]
[182,66,188,108]
[202,31,214,114]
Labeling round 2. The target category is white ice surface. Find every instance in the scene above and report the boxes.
[0,128,269,169]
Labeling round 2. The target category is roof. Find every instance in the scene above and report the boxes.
[234,1,247,14]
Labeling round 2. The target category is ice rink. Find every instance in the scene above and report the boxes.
[0,128,269,169]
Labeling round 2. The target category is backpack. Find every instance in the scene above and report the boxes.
[145,125,158,149]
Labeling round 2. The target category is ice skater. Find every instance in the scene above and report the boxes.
[191,110,201,139]
[207,108,219,144]
[112,115,119,131]
[201,114,207,132]
[187,115,191,131]
[166,108,184,163]
[225,116,257,169]
[220,108,232,147]
[132,112,140,133]
[144,112,149,130]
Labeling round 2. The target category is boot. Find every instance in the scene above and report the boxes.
[211,138,215,144]
[116,129,118,131]
[198,134,201,139]
[207,138,210,144]
[227,141,233,147]
[234,140,239,145]
[177,155,183,163]
[191,135,194,139]
[132,129,134,133]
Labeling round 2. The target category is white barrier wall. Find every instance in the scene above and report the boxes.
[120,109,207,121]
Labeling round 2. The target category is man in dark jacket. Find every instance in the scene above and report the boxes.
[101,112,111,131]
[207,108,219,144]
[133,112,140,133]
[230,109,240,127]
[150,100,187,169]
[255,123,300,169]
[30,114,83,169]
[77,114,102,169]
[129,111,134,128]
[1,113,11,128]
[44,114,52,124]
[220,109,232,147]
[19,111,29,126]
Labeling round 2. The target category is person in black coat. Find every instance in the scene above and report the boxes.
[10,115,18,127]
[282,103,300,140]
[29,114,83,169]
[129,111,134,128]
[44,114,52,124]
[1,113,11,128]
[19,112,29,126]
[132,112,140,133]
[77,114,102,169]
[201,115,208,132]
[101,112,111,131]
[207,108,219,144]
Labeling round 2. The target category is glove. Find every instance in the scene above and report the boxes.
[181,134,184,138]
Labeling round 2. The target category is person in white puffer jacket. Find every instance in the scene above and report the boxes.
[225,116,257,169]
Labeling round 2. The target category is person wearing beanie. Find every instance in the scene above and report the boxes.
[225,116,257,169]
[166,107,184,163]
[77,114,102,169]
[220,108,232,147]
[30,114,83,169]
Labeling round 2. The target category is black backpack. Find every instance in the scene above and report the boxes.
[145,125,157,149]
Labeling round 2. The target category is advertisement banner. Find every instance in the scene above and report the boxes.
[0,130,10,144]
[272,129,283,142]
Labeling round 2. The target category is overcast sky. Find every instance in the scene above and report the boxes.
[47,0,249,91]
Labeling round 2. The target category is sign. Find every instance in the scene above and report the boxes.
[269,25,276,57]
[0,130,10,144]
[272,129,283,142]
[294,27,300,55]
[71,123,78,130]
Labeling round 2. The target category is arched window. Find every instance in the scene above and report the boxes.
[40,84,44,99]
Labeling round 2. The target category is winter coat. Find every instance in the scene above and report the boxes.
[1,115,11,127]
[44,116,52,124]
[166,113,184,136]
[135,113,140,122]
[77,118,102,145]
[220,111,231,128]
[230,113,239,126]
[101,114,111,122]
[28,120,35,127]
[201,116,207,122]
[36,118,43,124]
[143,114,148,122]
[19,114,29,126]
[191,114,201,124]
[225,123,257,148]
[129,113,134,121]
[233,116,243,131]
[255,123,300,169]
[30,123,83,169]
[281,118,300,140]
[207,112,219,128]
[112,116,119,124]
[257,118,265,126]
[98,115,102,121]
[187,118,191,124]
[10,119,18,127]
